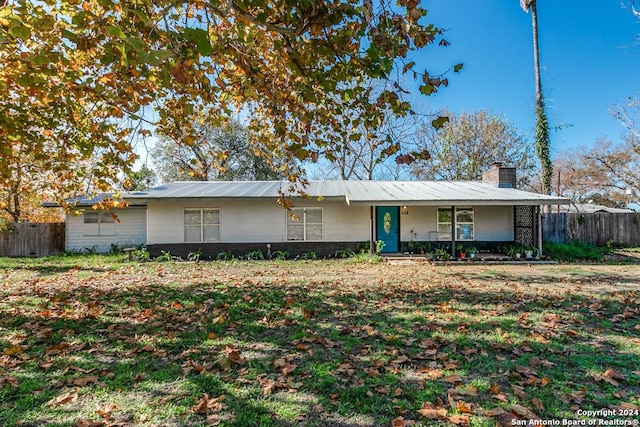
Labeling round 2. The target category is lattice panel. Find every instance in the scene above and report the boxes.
[514,205,537,247]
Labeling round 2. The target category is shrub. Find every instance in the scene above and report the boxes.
[244,250,264,260]
[298,251,317,260]
[155,250,172,262]
[334,248,355,259]
[272,250,290,260]
[217,250,234,261]
[132,248,151,262]
[543,241,611,262]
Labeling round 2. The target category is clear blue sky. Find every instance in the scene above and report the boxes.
[414,0,639,157]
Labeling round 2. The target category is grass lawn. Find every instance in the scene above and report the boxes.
[1,255,639,426]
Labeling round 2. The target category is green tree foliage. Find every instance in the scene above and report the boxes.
[124,164,157,191]
[409,109,536,186]
[152,116,282,182]
[1,0,456,213]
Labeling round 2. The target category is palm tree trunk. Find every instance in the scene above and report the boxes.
[530,2,542,104]
[523,0,552,196]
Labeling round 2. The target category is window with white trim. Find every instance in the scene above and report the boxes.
[437,208,474,241]
[83,211,115,236]
[437,208,452,240]
[184,208,220,243]
[455,208,474,241]
[287,207,322,241]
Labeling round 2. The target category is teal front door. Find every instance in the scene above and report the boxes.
[376,206,400,253]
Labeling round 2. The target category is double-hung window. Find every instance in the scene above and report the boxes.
[286,207,322,241]
[437,207,474,241]
[83,211,115,236]
[184,208,220,243]
[455,208,474,240]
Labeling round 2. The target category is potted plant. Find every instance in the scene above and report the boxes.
[505,244,522,259]
[456,243,466,259]
[467,246,478,259]
[419,242,432,255]
[524,246,535,259]
[407,229,418,254]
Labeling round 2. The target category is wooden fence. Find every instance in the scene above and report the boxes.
[0,223,66,257]
[542,212,640,247]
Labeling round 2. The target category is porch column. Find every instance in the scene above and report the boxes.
[451,205,456,259]
[370,206,375,254]
[537,205,543,256]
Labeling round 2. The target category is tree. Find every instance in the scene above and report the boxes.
[521,0,553,195]
[307,81,430,181]
[1,0,456,213]
[612,94,640,140]
[152,115,282,183]
[554,135,640,206]
[408,109,536,186]
[124,165,157,191]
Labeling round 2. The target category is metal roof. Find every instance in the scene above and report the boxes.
[125,180,569,206]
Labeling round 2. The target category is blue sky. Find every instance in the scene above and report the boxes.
[414,0,639,157]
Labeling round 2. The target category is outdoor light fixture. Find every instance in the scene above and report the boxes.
[401,206,409,215]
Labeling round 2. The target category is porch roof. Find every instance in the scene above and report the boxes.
[343,181,569,206]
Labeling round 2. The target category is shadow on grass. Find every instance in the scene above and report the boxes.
[1,272,639,426]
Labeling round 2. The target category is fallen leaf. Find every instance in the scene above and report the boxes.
[47,391,78,407]
[444,374,463,384]
[417,402,447,420]
[191,394,225,414]
[511,404,538,419]
[3,345,23,356]
[95,403,118,419]
[485,407,506,416]
[456,400,473,413]
[604,368,626,381]
[454,384,478,397]
[75,419,106,427]
[391,416,406,427]
[531,397,544,411]
[448,414,470,425]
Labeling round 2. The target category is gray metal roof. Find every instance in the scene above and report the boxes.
[343,181,569,206]
[126,180,569,206]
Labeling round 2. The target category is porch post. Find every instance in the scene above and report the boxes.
[537,205,543,256]
[370,206,375,254]
[451,205,456,259]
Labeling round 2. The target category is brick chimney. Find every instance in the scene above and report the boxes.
[482,162,516,188]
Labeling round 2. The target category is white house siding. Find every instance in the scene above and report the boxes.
[146,199,371,244]
[66,207,147,253]
[398,205,512,242]
[473,206,513,241]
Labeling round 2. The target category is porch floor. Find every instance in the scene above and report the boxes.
[381,253,557,265]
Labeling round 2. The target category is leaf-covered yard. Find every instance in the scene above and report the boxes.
[1,256,639,426]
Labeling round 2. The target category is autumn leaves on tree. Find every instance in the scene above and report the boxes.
[0,0,459,220]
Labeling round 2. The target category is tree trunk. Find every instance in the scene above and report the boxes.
[529,1,552,197]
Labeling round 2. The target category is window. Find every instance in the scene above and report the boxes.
[83,211,115,236]
[437,208,474,241]
[287,208,322,241]
[437,208,452,240]
[184,209,220,243]
[455,208,474,241]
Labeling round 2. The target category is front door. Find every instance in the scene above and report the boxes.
[376,206,400,253]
